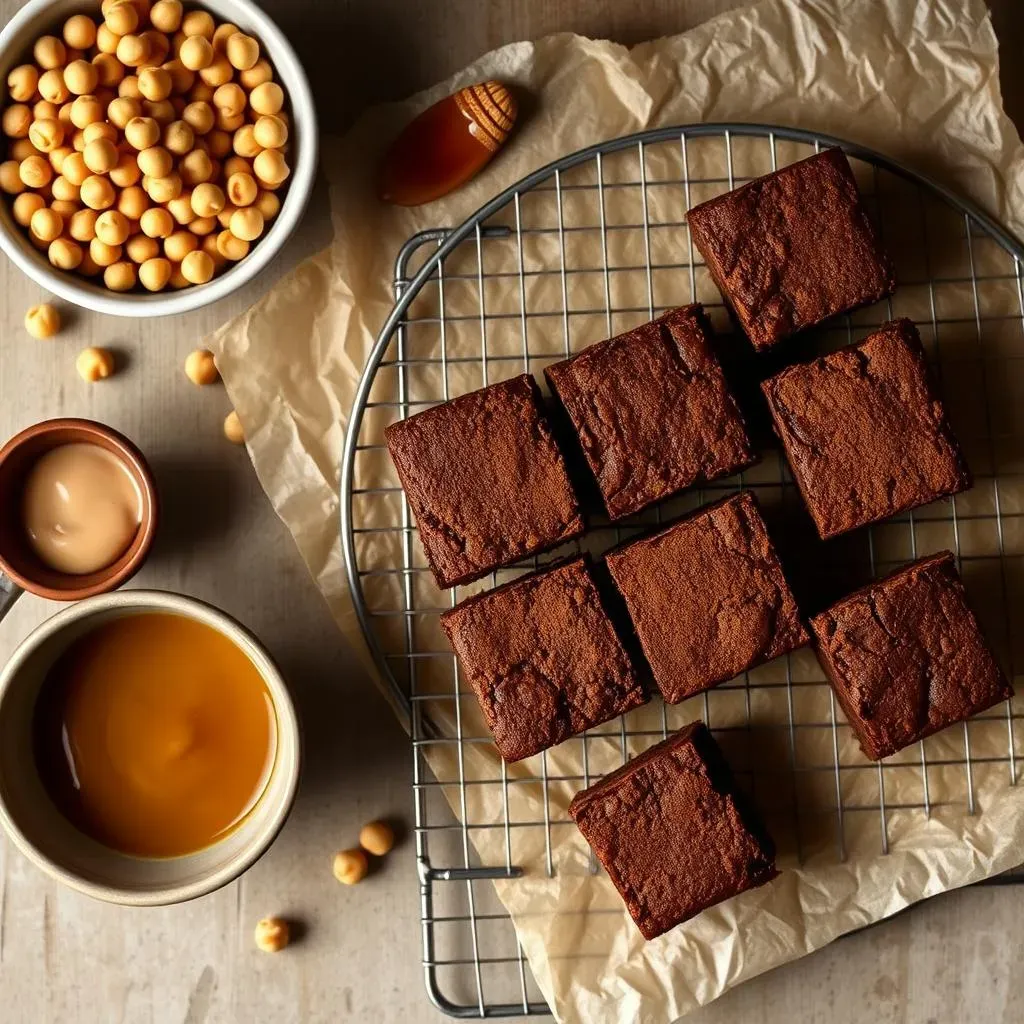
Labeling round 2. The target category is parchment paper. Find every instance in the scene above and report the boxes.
[207,0,1024,1019]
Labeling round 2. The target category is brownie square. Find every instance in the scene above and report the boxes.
[687,148,896,350]
[810,552,1012,761]
[384,374,583,589]
[569,721,777,940]
[544,305,755,520]
[761,319,971,540]
[440,556,647,762]
[606,491,808,703]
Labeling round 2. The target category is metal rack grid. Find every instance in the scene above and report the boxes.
[340,124,1024,1018]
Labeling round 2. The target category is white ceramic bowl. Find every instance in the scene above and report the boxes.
[0,0,317,317]
[0,590,302,906]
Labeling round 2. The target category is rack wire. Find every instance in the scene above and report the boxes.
[340,125,1024,1018]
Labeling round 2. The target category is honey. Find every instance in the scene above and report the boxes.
[34,612,276,858]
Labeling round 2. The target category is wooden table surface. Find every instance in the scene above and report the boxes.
[1,1,1023,1022]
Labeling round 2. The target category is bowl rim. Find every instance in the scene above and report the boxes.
[0,0,319,318]
[0,589,303,906]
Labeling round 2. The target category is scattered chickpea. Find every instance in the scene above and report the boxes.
[76,345,116,381]
[182,100,214,135]
[124,115,159,150]
[359,820,396,857]
[184,347,218,385]
[226,171,256,208]
[142,30,170,66]
[168,263,190,289]
[13,191,44,226]
[63,15,97,51]
[228,206,262,242]
[24,302,60,339]
[332,848,369,886]
[107,96,140,129]
[117,184,148,219]
[223,408,244,444]
[51,199,80,219]
[206,128,231,158]
[189,215,216,236]
[215,108,244,133]
[30,206,63,241]
[7,65,38,103]
[253,917,289,954]
[35,100,60,123]
[138,254,171,290]
[164,228,196,262]
[144,98,176,125]
[34,36,67,71]
[28,118,64,154]
[150,0,181,32]
[139,205,173,238]
[95,209,131,246]
[118,74,142,99]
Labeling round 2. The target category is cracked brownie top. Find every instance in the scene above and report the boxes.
[384,374,583,589]
[761,319,971,540]
[810,552,1012,761]
[569,721,777,940]
[440,556,647,762]
[686,147,896,350]
[606,491,808,703]
[544,305,755,521]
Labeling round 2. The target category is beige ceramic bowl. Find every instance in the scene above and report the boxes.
[0,0,317,317]
[0,590,301,905]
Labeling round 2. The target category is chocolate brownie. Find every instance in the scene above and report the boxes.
[544,305,755,520]
[761,319,971,540]
[440,556,647,762]
[384,374,583,589]
[810,552,1013,761]
[606,491,808,703]
[687,148,896,350]
[569,721,777,940]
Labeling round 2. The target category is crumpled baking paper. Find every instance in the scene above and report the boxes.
[207,0,1024,1019]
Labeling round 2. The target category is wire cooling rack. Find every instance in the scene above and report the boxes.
[340,124,1024,1018]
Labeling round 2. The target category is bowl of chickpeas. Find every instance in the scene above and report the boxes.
[0,0,316,315]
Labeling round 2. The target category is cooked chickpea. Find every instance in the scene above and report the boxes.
[20,155,52,189]
[240,59,273,90]
[164,119,193,155]
[181,100,215,136]
[102,261,135,292]
[201,231,225,266]
[180,248,214,284]
[7,65,38,103]
[199,56,232,89]
[358,820,396,856]
[51,175,79,202]
[13,192,44,226]
[229,125,256,159]
[250,83,285,121]
[116,34,149,69]
[76,345,116,380]
[215,202,235,228]
[189,215,216,236]
[90,53,123,90]
[138,254,171,289]
[29,206,62,242]
[210,22,238,52]
[332,848,369,885]
[28,119,64,155]
[187,181,224,218]
[213,82,246,118]
[221,155,249,178]
[61,152,89,186]
[2,104,31,138]
[115,184,148,219]
[28,232,50,252]
[182,10,214,38]
[164,190,192,224]
[179,35,212,71]
[70,94,104,128]
[126,233,159,263]
[139,67,172,102]
[80,174,116,210]
[140,205,173,238]
[83,138,118,174]
[34,100,60,123]
[224,171,257,208]
[50,199,79,219]
[254,149,290,188]
[142,30,171,65]
[25,303,61,339]
[206,128,231,158]
[69,207,98,241]
[150,0,182,33]
[147,172,181,203]
[223,32,259,73]
[104,0,138,36]
[34,36,67,71]
[160,59,194,96]
[64,60,99,96]
[253,115,287,151]
[10,139,38,161]
[63,14,97,50]
[189,79,215,102]
[164,228,197,262]
[78,252,101,276]
[0,160,23,194]
[89,237,121,266]
[107,96,140,129]
[228,206,263,242]
[48,144,73,172]
[48,237,83,270]
[168,263,189,288]
[95,22,119,54]
[124,115,159,150]
[223,408,245,444]
[38,69,70,105]
[144,99,176,125]
[95,209,130,246]
[83,121,117,145]
[215,228,247,261]
[253,917,288,954]
[178,150,210,186]
[118,74,141,99]
[214,110,242,135]
[137,145,171,177]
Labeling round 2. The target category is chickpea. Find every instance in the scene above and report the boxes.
[186,181,223,218]
[224,171,257,208]
[125,115,159,150]
[76,345,116,380]
[69,207,98,241]
[63,15,97,50]
[34,36,67,71]
[104,0,138,35]
[38,70,69,105]
[253,917,288,954]
[332,849,368,885]
[144,99,176,125]
[80,174,116,210]
[228,125,256,159]
[28,232,50,252]
[83,121,117,145]
[180,248,214,284]
[139,67,172,102]
[138,254,172,289]
[163,190,191,224]
[2,104,31,138]
[182,10,215,39]
[25,303,61,339]
[48,145,73,173]
[223,409,245,444]
[206,129,231,158]
[89,53,123,90]
[63,60,98,97]
[201,231,226,267]
[50,199,79,219]
[61,152,89,187]
[94,209,130,246]
[107,96,140,129]
[228,206,263,242]
[181,100,214,136]
[116,34,150,69]
[253,115,287,151]
[140,205,173,238]
[216,202,235,228]
[137,145,172,178]
[147,172,181,203]
[126,233,159,263]
[150,0,182,33]
[168,263,189,289]
[28,119,64,154]
[0,160,24,194]
[7,65,38,103]
[78,252,101,276]
[213,83,245,118]
[30,207,63,242]
[51,174,79,202]
[164,229,197,262]
[189,215,216,236]
[34,100,60,122]
[164,119,193,155]
[48,237,83,270]
[10,140,38,162]
[89,236,121,266]
[118,74,141,99]
[114,184,147,219]
[83,138,118,174]
[250,82,284,119]
[20,155,52,189]
[179,149,212,186]
[189,80,215,104]
[254,149,290,189]
[211,22,239,52]
[162,59,194,95]
[13,192,45,226]
[142,31,171,66]
[220,155,248,178]
[95,23,119,55]
[199,56,233,89]
[358,820,396,856]
[226,33,260,72]
[70,94,105,129]
[240,59,273,90]
[103,261,136,292]
[179,36,213,72]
